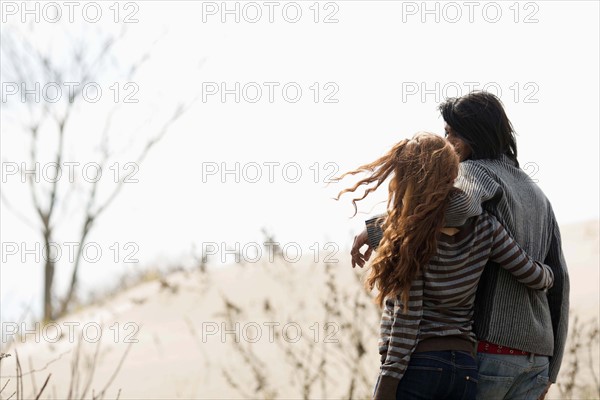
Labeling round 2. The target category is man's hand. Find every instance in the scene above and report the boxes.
[351,228,373,268]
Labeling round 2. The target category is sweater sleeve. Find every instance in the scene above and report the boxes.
[366,161,504,249]
[444,161,503,227]
[366,214,386,250]
[378,298,395,364]
[543,213,570,383]
[374,274,424,399]
[488,215,554,290]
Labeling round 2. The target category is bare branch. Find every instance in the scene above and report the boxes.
[0,350,71,379]
[27,356,37,396]
[94,340,135,400]
[4,22,202,323]
[15,349,23,400]
[0,377,10,394]
[80,336,103,399]
[0,190,38,231]
[34,374,51,400]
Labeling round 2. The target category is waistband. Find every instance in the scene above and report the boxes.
[477,341,532,356]
[414,336,477,358]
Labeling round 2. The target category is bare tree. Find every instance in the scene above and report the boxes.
[1,23,198,322]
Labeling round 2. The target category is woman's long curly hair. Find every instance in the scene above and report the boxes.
[335,132,460,309]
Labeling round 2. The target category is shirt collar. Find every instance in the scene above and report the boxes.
[498,153,518,167]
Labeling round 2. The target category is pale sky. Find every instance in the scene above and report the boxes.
[1,0,599,322]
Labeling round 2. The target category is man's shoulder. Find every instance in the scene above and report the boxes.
[458,159,499,184]
[463,158,545,194]
[460,158,511,176]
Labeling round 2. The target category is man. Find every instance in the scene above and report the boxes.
[357,91,569,399]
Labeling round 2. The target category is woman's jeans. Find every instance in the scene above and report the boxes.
[373,351,550,400]
[394,350,478,399]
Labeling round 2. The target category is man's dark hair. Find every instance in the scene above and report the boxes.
[439,91,519,167]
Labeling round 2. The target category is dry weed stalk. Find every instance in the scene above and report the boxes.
[217,295,277,400]
[0,332,132,400]
[219,252,379,399]
[0,350,49,400]
[557,314,600,399]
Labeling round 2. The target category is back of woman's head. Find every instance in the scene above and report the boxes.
[335,132,460,308]
[390,133,460,217]
[439,91,519,166]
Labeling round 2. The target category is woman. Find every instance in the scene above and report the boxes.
[335,133,554,400]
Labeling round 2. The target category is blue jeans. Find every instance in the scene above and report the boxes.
[476,352,550,400]
[392,351,478,399]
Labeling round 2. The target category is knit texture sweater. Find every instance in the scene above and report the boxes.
[367,155,569,385]
[375,212,554,390]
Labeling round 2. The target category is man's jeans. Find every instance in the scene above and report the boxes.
[476,352,550,400]
[381,351,478,399]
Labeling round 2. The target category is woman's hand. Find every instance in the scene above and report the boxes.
[351,228,373,268]
[538,382,552,400]
[373,375,399,400]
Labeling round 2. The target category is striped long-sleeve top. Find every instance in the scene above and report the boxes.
[367,155,569,383]
[376,211,554,390]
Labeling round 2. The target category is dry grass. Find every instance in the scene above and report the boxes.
[557,314,600,399]
[0,334,131,400]
[2,229,597,399]
[208,231,381,399]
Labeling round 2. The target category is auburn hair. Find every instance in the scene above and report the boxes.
[335,132,460,309]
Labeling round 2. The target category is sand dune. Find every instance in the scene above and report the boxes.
[0,220,598,399]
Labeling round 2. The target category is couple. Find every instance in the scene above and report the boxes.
[336,92,569,400]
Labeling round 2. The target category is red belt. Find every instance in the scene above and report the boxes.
[477,341,531,356]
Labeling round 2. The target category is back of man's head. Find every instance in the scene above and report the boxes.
[439,91,519,167]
